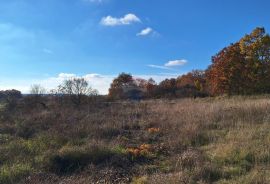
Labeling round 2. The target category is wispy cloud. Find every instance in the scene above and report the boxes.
[137,27,160,37]
[147,64,176,71]
[148,59,187,70]
[165,59,187,67]
[100,14,141,26]
[137,27,153,36]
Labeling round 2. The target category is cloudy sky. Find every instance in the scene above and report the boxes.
[0,0,270,94]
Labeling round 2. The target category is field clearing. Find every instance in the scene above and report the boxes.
[1,97,270,183]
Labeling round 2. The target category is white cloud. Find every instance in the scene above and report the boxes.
[165,59,187,67]
[35,73,113,95]
[58,73,77,79]
[84,73,103,79]
[137,27,153,36]
[147,65,177,71]
[100,14,141,26]
[148,59,187,71]
[0,73,184,95]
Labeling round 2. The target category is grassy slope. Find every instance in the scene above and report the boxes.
[1,97,270,183]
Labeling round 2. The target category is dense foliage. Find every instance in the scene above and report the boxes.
[107,27,270,99]
[207,27,270,95]
[108,70,208,100]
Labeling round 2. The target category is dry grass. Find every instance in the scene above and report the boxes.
[1,96,270,183]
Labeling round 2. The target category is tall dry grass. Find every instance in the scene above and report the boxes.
[0,96,270,183]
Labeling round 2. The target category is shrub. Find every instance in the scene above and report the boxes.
[126,144,155,161]
[148,128,160,133]
[43,145,116,174]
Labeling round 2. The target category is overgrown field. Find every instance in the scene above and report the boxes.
[1,97,270,183]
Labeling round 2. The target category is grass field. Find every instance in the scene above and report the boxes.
[1,96,270,183]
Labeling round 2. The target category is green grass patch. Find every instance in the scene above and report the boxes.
[0,164,33,184]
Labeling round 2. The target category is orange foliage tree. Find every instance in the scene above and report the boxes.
[176,70,208,97]
[207,27,270,95]
[206,43,246,95]
[108,73,134,99]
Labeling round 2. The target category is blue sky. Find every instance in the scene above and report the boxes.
[0,0,270,94]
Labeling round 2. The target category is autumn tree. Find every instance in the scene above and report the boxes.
[207,27,270,95]
[145,78,157,98]
[175,70,208,97]
[239,27,270,93]
[108,73,135,99]
[158,78,177,97]
[206,43,247,95]
[176,70,206,90]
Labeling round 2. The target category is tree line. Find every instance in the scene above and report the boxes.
[1,27,270,103]
[108,27,270,99]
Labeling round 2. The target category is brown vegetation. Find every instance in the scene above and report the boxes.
[108,27,270,100]
[1,96,270,183]
[1,26,270,184]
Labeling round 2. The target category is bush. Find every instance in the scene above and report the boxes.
[43,145,116,174]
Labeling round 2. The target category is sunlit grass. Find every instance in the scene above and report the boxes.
[1,96,270,183]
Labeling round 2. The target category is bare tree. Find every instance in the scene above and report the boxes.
[57,78,98,106]
[28,84,48,109]
[30,84,46,95]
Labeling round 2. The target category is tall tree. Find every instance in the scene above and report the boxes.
[158,78,177,97]
[108,73,135,99]
[206,43,246,95]
[206,27,270,95]
[239,27,270,93]
[145,78,157,98]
